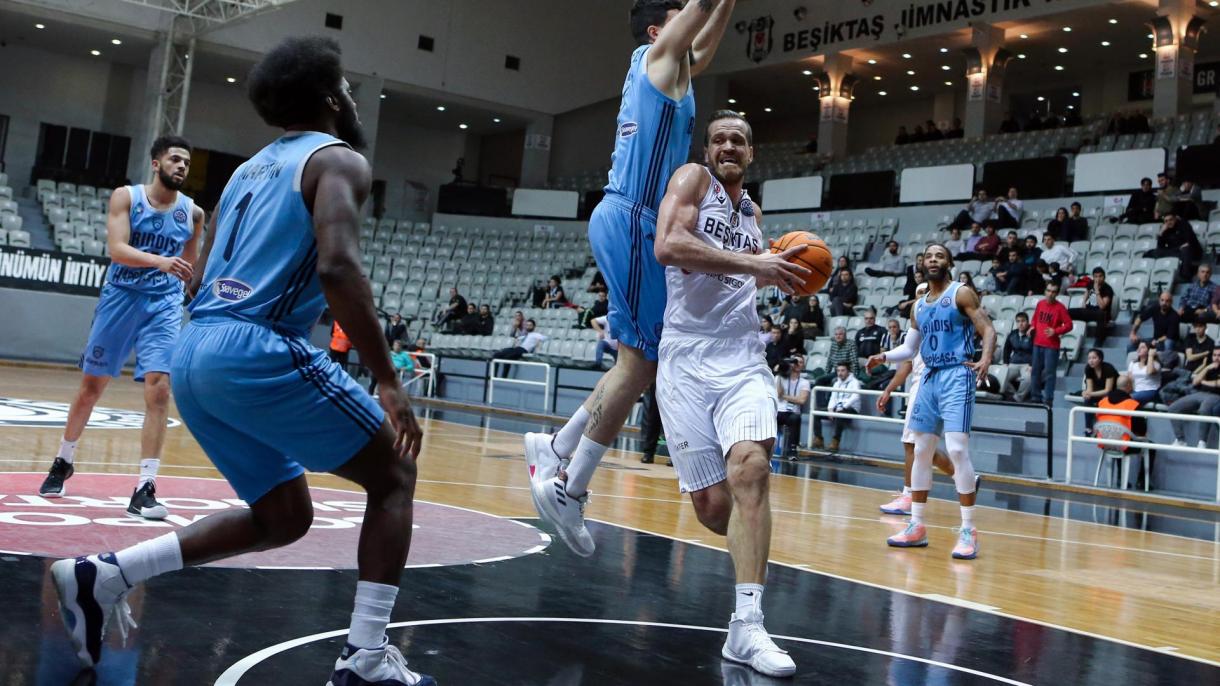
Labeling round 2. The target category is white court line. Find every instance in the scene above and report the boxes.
[212,616,1033,686]
[920,593,1000,612]
[589,518,1220,669]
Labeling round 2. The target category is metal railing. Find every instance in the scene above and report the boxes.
[1067,405,1220,502]
[401,352,437,397]
[487,359,554,413]
[809,385,1056,478]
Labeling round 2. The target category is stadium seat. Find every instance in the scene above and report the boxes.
[8,230,30,248]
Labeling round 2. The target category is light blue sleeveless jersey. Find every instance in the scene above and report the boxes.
[913,281,975,369]
[106,184,194,295]
[189,131,349,337]
[604,44,696,212]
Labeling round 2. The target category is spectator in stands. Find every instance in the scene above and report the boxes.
[370,340,416,395]
[1003,312,1035,400]
[783,317,806,357]
[1021,235,1042,265]
[882,318,904,352]
[508,310,527,338]
[1129,110,1150,133]
[828,268,858,316]
[981,257,1002,294]
[780,294,809,325]
[1025,111,1044,131]
[1096,375,1149,481]
[540,276,568,309]
[1160,321,1215,404]
[1063,108,1083,128]
[902,252,925,294]
[804,296,825,338]
[924,119,944,141]
[457,303,480,334]
[946,118,965,139]
[1040,233,1077,273]
[812,362,860,452]
[586,270,606,292]
[1153,214,1202,279]
[476,304,494,335]
[944,227,966,256]
[1174,179,1205,221]
[1179,265,1217,323]
[1120,177,1156,225]
[384,312,407,347]
[775,356,812,458]
[957,271,975,290]
[1067,267,1115,347]
[1030,282,1072,405]
[1154,173,1176,220]
[435,287,468,331]
[1168,348,1220,448]
[994,187,1024,229]
[996,248,1026,295]
[803,134,819,153]
[1065,202,1090,242]
[898,269,925,318]
[1002,231,1021,260]
[759,315,775,345]
[492,318,546,360]
[1000,113,1020,134]
[911,124,927,143]
[1127,340,1162,404]
[854,309,885,359]
[328,320,352,369]
[950,223,985,260]
[866,240,906,277]
[1046,207,1070,242]
[836,255,852,274]
[895,126,910,145]
[765,327,785,370]
[1130,291,1181,353]
[578,289,610,328]
[410,338,431,369]
[591,315,618,367]
[1080,348,1118,432]
[950,188,994,231]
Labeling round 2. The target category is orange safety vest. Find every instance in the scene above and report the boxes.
[330,322,352,353]
[1096,396,1139,448]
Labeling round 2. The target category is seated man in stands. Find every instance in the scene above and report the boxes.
[854,308,885,360]
[775,356,811,459]
[993,187,1024,230]
[1168,348,1220,449]
[1148,214,1202,279]
[894,126,910,146]
[476,304,495,335]
[999,113,1020,134]
[865,240,906,277]
[949,188,994,232]
[995,248,1027,295]
[410,338,432,369]
[1040,233,1077,274]
[1178,265,1217,324]
[434,286,467,331]
[957,223,1000,261]
[577,288,610,328]
[457,302,480,334]
[811,362,860,452]
[1067,267,1114,348]
[924,119,944,141]
[1120,177,1157,225]
[944,227,966,256]
[1173,179,1205,221]
[1130,291,1182,354]
[1002,312,1034,400]
[828,268,858,316]
[1160,321,1215,404]
[764,327,785,371]
[946,118,965,139]
[492,318,547,360]
[1154,173,1176,220]
[1065,202,1090,242]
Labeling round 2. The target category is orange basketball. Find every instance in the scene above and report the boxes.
[770,231,833,296]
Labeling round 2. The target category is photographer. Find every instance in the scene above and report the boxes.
[812,362,861,452]
[775,356,811,459]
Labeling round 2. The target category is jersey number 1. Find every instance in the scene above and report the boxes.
[222,192,254,261]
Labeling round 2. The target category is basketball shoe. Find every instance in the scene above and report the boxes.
[879,492,911,515]
[531,476,595,557]
[952,527,979,559]
[721,608,796,678]
[126,481,168,520]
[328,640,436,686]
[51,553,137,667]
[523,432,563,483]
[886,521,928,547]
[39,457,75,497]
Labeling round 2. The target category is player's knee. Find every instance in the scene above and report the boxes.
[726,443,770,493]
[79,376,107,401]
[367,456,417,502]
[144,376,171,408]
[690,489,730,535]
[265,507,314,546]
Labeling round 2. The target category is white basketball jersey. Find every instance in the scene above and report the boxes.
[662,169,762,339]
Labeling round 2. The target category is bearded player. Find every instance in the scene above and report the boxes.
[653,111,809,676]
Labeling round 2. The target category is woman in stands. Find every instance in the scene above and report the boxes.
[541,275,568,309]
[1127,340,1162,405]
[1081,348,1119,434]
[828,268,859,316]
[957,271,975,291]
[784,317,806,357]
[509,310,526,338]
[1046,207,1070,242]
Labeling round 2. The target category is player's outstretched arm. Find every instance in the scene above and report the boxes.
[105,187,192,281]
[960,286,996,379]
[690,0,736,76]
[648,0,723,90]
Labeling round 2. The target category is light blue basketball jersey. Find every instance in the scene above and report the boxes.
[189,131,349,337]
[604,44,696,212]
[106,184,194,295]
[913,281,975,369]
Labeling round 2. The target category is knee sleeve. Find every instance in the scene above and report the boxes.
[945,431,977,494]
[910,432,937,491]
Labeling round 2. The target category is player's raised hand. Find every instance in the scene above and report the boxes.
[752,245,810,294]
[378,384,424,460]
[865,353,887,372]
[158,255,193,282]
[876,388,892,413]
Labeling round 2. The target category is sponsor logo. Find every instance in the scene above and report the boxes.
[214,278,254,302]
[174,208,188,224]
[619,122,639,138]
[740,198,755,217]
[91,346,104,360]
[0,397,181,429]
[940,297,952,307]
[152,217,164,230]
[729,212,740,228]
[745,16,774,63]
[676,441,689,451]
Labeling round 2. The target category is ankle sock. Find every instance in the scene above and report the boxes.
[960,505,975,530]
[910,501,926,526]
[552,406,590,458]
[348,581,399,650]
[735,583,764,618]
[138,459,160,488]
[564,436,609,496]
[114,532,183,586]
[57,439,78,464]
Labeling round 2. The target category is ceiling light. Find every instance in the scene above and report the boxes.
[867,59,877,65]
[879,90,888,96]
[1067,105,1076,109]
[873,75,882,81]
[728,98,737,104]
[1019,34,1028,39]
[941,65,950,71]
[225,77,236,83]
[812,85,819,90]
[1109,18,1118,24]
[764,107,773,113]
[1018,53,1027,59]
[34,23,45,29]
[1140,53,1148,59]
[493,117,501,123]
[944,81,953,86]
[1037,96,1045,102]
[1072,91,1080,97]
[90,50,101,56]
[902,53,912,59]
[459,123,468,130]
[738,111,746,116]
[910,85,920,91]
[1101,41,1111,47]
[1212,1,1218,6]
[940,48,948,53]
[436,105,446,111]
[1147,33,1154,39]
[111,38,122,45]
[380,92,387,99]
[1058,47,1068,53]
[1062,26,1072,32]
[907,69,916,75]
[802,69,812,75]
[1054,65,1064,71]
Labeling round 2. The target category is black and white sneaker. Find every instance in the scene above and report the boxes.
[51,553,137,668]
[126,481,168,520]
[39,458,75,497]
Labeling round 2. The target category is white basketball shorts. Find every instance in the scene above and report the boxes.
[902,373,922,445]
[656,334,778,493]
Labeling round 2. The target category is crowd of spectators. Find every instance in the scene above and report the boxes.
[431,286,496,335]
[894,118,965,145]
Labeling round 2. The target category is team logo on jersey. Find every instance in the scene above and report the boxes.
[712,182,726,205]
[174,208,188,225]
[152,217,164,230]
[740,198,755,217]
[729,212,740,228]
[91,346,104,360]
[133,203,144,217]
[940,297,952,307]
[619,122,639,138]
[745,16,774,64]
[0,397,181,429]
[213,278,254,302]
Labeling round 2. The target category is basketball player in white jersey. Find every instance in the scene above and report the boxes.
[652,111,809,677]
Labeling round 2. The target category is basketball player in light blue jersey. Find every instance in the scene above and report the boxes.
[38,136,204,522]
[49,37,433,685]
[867,244,994,559]
[526,0,736,557]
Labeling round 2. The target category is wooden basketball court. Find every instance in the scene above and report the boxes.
[1,364,1217,684]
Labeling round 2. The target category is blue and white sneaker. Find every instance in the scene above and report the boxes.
[50,553,137,667]
[328,641,436,685]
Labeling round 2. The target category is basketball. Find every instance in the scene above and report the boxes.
[770,231,833,296]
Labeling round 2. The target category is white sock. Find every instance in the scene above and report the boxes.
[57,438,78,463]
[960,505,975,530]
[910,501,926,525]
[552,406,591,458]
[138,458,160,488]
[735,583,764,618]
[564,435,609,496]
[113,532,183,586]
[348,581,398,650]
[901,486,911,497]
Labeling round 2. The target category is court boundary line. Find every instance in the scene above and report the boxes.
[212,616,1034,686]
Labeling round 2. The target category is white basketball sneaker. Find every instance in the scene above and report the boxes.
[327,640,436,686]
[531,476,595,557]
[721,609,796,678]
[51,553,138,667]
[524,432,563,484]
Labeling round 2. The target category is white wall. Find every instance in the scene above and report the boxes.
[373,112,471,219]
[550,96,619,179]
